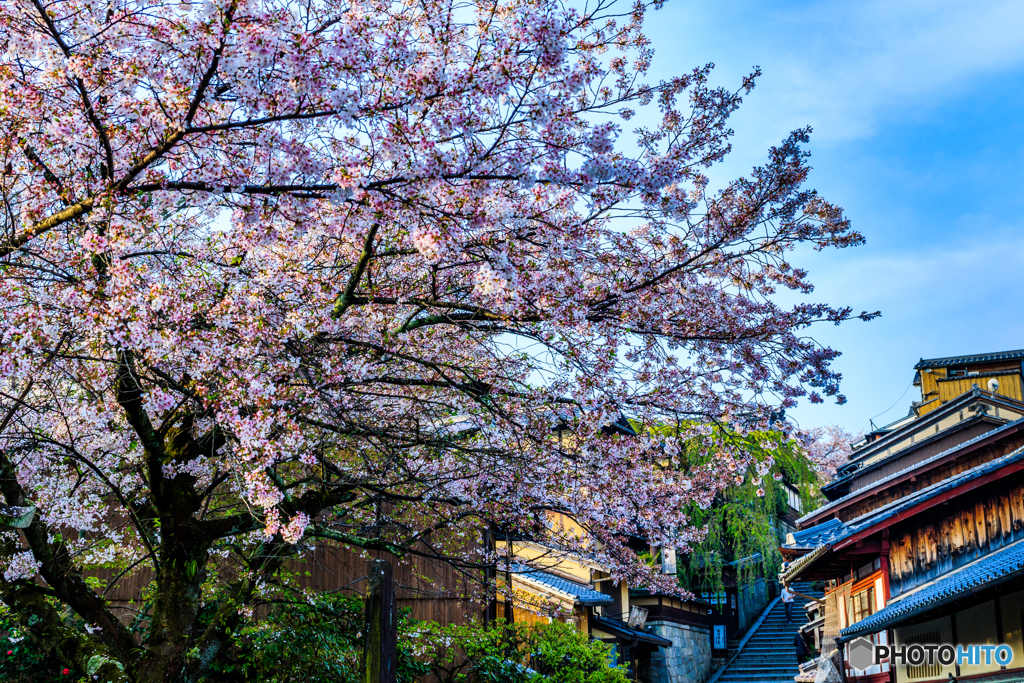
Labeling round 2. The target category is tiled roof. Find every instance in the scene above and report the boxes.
[726,553,764,568]
[509,563,612,606]
[915,349,1024,369]
[781,544,831,583]
[840,536,1024,641]
[783,446,1024,581]
[591,615,672,647]
[799,417,1024,527]
[785,518,848,549]
[837,445,1024,540]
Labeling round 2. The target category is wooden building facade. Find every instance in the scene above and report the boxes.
[782,348,1024,683]
[495,514,714,683]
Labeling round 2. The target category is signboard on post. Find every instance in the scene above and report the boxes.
[627,605,648,630]
[713,624,726,650]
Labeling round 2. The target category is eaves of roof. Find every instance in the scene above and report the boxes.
[915,349,1024,370]
[782,446,1024,581]
[591,615,672,647]
[628,586,712,606]
[823,390,1024,495]
[800,417,1024,528]
[510,563,612,606]
[839,536,1024,641]
[780,544,831,583]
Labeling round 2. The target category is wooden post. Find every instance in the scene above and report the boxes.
[363,559,397,683]
[505,560,515,623]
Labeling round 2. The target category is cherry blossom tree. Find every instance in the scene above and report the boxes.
[0,0,874,679]
[800,424,858,481]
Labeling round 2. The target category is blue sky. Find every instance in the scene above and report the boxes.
[644,0,1024,434]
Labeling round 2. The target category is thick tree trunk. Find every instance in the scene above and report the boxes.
[362,559,397,683]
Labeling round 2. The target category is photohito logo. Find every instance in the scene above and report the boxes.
[846,637,1014,671]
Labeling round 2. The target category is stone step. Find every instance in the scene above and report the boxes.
[746,635,806,641]
[712,585,824,683]
[751,627,811,632]
[712,675,798,679]
[723,665,800,671]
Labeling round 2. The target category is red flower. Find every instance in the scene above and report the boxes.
[62,669,70,675]
[5,651,10,655]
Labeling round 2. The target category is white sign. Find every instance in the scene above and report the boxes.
[627,605,649,629]
[714,624,727,650]
[661,547,677,574]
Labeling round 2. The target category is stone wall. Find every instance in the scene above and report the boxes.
[640,621,713,683]
[737,578,770,635]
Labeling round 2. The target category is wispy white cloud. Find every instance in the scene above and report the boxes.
[652,0,1024,144]
[642,1,1024,432]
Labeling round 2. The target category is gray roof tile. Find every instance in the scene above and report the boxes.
[510,563,612,605]
[915,350,1024,369]
[786,518,848,549]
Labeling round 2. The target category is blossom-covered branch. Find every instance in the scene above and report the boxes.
[0,0,873,678]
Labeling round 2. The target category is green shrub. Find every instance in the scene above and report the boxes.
[0,606,70,683]
[209,593,427,683]
[410,619,629,683]
[0,596,627,683]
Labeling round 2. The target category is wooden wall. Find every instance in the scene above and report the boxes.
[848,421,999,495]
[918,364,1024,416]
[939,374,1024,403]
[918,368,948,413]
[886,470,1024,597]
[841,431,1024,522]
[97,541,483,627]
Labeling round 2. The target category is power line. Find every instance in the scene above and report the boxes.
[868,380,915,428]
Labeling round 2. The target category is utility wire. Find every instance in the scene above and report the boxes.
[868,380,914,429]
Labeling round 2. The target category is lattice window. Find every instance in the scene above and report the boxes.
[852,585,875,624]
[905,631,941,680]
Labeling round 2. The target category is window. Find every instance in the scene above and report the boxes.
[856,559,881,581]
[852,585,876,624]
[786,486,803,512]
[701,590,726,605]
[905,631,941,679]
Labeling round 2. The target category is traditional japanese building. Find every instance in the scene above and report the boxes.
[782,348,1024,683]
[495,514,713,682]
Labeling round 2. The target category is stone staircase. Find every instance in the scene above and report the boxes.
[712,583,824,683]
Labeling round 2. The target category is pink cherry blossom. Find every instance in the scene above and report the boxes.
[0,0,872,678]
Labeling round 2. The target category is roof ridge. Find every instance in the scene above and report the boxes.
[915,349,1024,369]
[842,443,1024,532]
[824,390,1024,491]
[799,417,1024,526]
